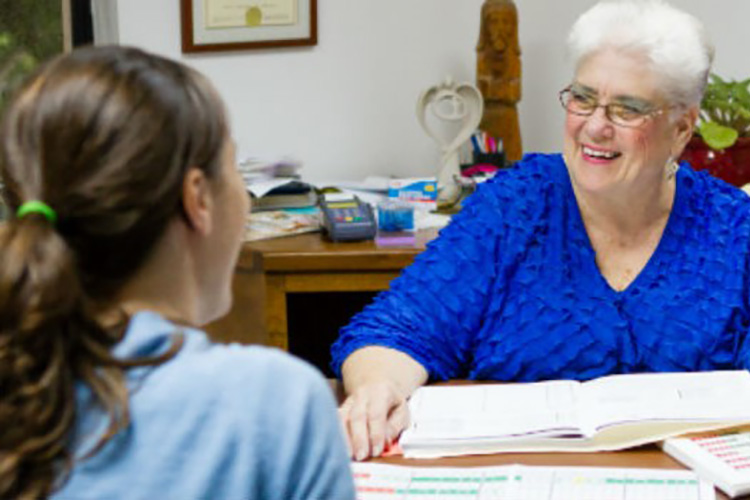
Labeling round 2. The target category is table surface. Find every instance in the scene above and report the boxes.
[237,229,439,272]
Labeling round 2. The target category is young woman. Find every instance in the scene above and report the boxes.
[0,46,354,499]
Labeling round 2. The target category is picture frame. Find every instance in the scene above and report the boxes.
[180,0,317,53]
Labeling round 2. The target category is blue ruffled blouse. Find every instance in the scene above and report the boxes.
[331,153,750,382]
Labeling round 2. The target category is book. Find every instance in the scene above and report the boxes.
[352,462,715,499]
[250,180,318,211]
[251,190,318,210]
[663,425,750,498]
[399,370,750,459]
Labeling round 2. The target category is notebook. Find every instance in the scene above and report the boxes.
[400,370,750,458]
[663,425,750,498]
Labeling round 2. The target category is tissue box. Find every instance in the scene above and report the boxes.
[387,177,437,211]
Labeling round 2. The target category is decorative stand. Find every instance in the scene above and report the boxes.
[416,76,483,206]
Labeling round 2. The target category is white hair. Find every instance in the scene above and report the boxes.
[567,0,715,107]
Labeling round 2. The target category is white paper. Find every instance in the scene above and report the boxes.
[580,371,750,433]
[352,463,716,500]
[404,381,581,440]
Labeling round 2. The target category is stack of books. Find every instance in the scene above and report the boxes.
[238,157,317,211]
[250,180,317,211]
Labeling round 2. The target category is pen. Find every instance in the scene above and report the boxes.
[470,134,481,154]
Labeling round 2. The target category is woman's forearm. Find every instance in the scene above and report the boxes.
[341,346,428,399]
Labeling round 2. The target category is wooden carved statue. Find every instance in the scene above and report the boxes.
[477,0,522,163]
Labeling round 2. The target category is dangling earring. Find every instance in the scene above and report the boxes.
[666,158,679,179]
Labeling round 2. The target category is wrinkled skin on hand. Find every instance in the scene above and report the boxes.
[338,380,411,461]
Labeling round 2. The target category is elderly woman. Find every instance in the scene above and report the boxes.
[332,0,745,461]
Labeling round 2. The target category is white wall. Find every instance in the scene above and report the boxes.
[116,0,750,182]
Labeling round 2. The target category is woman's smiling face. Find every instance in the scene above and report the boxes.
[562,49,691,197]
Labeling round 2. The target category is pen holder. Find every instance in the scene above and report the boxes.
[473,151,506,169]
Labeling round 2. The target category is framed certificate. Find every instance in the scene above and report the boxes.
[180,0,317,53]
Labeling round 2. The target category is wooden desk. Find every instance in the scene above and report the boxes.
[205,230,437,354]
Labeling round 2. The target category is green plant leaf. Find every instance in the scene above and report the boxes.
[699,73,750,140]
[698,121,739,150]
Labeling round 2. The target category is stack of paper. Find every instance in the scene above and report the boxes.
[400,371,750,458]
[244,210,320,241]
[664,425,750,498]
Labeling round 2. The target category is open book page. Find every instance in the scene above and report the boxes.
[402,381,583,441]
[579,371,750,434]
[352,463,715,500]
[400,371,750,458]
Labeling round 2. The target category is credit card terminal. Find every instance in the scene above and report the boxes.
[320,194,377,242]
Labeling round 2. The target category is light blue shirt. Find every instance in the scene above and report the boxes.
[54,311,355,500]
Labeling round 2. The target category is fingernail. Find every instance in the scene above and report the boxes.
[372,444,383,457]
[355,450,367,461]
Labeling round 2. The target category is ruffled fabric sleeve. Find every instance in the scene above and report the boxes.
[733,213,750,371]
[706,181,750,372]
[330,179,506,381]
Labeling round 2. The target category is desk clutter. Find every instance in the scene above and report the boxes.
[241,158,452,242]
[353,462,714,500]
[240,126,507,241]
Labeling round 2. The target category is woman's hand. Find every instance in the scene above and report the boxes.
[338,380,410,461]
[338,346,428,461]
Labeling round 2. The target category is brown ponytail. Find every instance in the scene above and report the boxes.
[0,215,110,498]
[0,46,227,498]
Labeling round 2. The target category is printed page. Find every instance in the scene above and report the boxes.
[352,463,715,500]
[516,466,714,500]
[579,371,750,434]
[402,381,581,442]
[352,463,520,499]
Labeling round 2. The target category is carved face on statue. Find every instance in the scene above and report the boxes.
[486,7,516,52]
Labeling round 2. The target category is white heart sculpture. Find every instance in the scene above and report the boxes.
[416,77,484,204]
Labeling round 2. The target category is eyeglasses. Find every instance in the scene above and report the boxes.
[558,86,669,128]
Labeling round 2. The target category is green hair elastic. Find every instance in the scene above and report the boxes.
[16,200,58,224]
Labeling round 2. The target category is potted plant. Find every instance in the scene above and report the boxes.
[681,74,750,186]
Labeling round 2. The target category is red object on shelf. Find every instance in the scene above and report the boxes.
[680,136,750,187]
